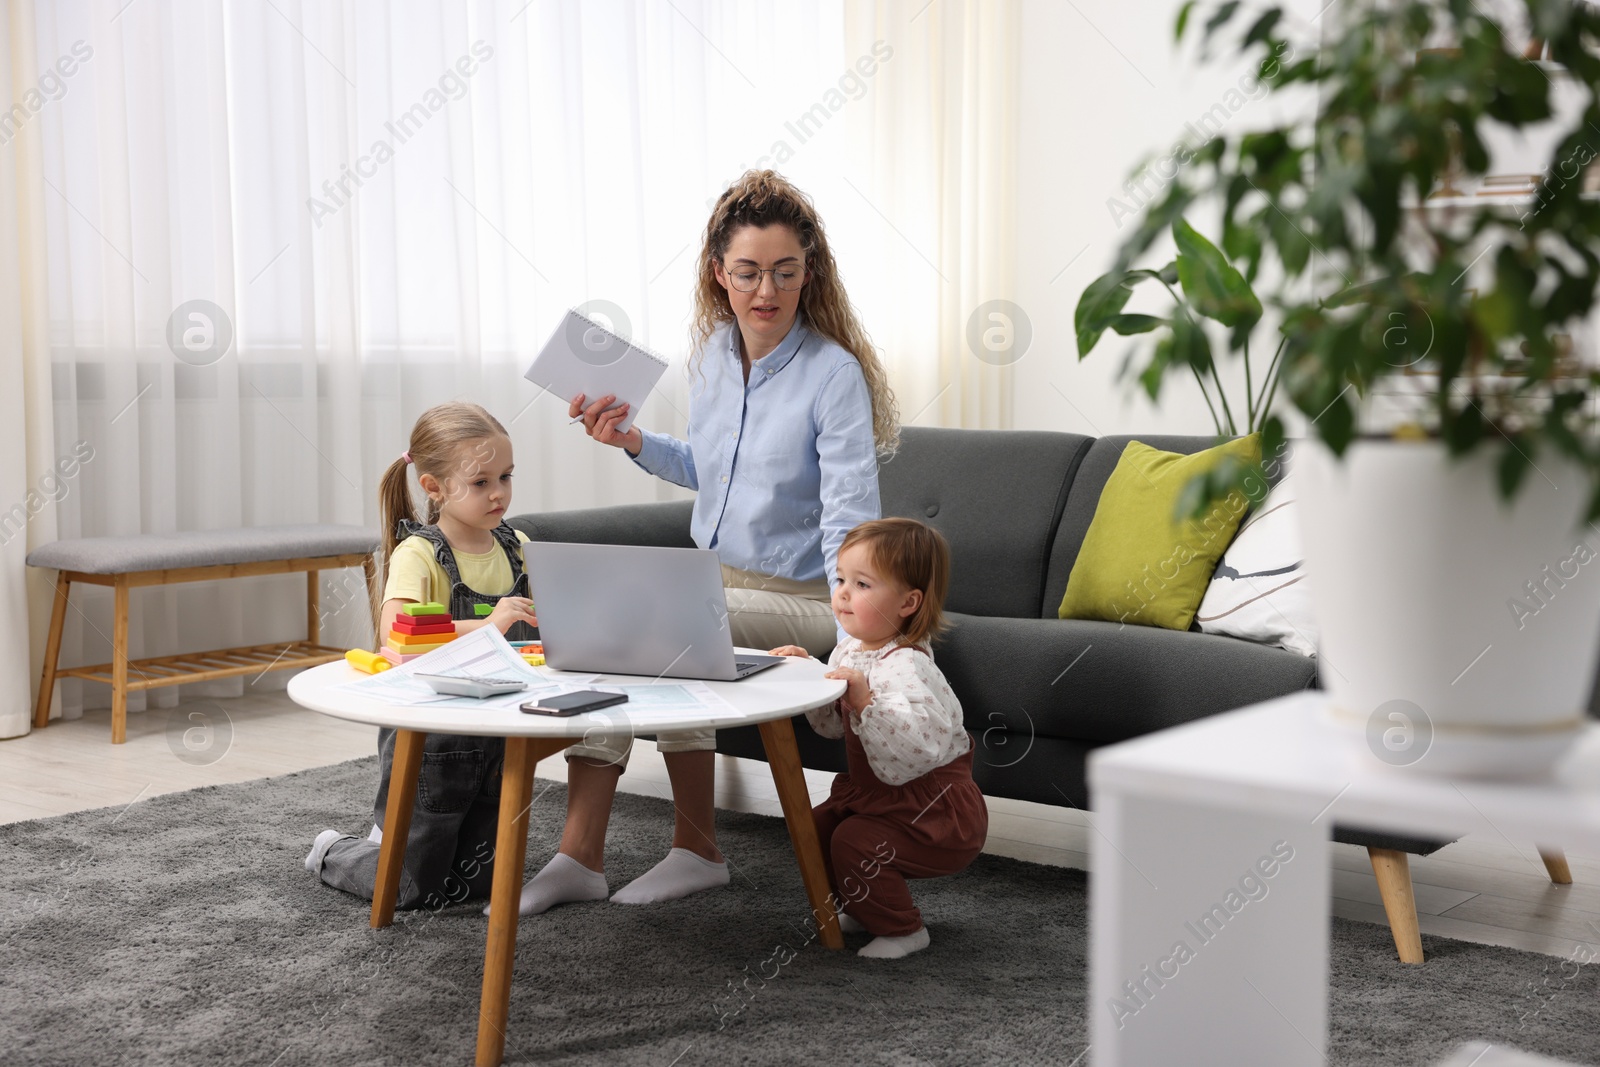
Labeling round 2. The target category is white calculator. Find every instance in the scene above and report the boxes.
[415,674,530,699]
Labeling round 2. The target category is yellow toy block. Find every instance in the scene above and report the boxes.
[385,636,452,655]
[345,648,391,674]
[521,653,545,667]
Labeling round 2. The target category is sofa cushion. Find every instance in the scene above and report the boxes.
[1195,472,1318,656]
[880,427,1092,619]
[507,501,695,549]
[1058,434,1261,630]
[716,717,848,775]
[1044,434,1255,620]
[713,708,1103,812]
[25,524,378,574]
[935,612,1317,746]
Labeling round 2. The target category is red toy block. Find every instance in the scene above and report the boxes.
[390,619,456,636]
[393,613,451,629]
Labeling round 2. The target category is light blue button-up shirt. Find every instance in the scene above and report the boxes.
[631,318,880,587]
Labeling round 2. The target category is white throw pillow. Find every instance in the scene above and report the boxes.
[1195,475,1319,657]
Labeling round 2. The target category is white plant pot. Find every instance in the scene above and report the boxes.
[1296,438,1600,778]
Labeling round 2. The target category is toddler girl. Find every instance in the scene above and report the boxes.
[305,401,539,910]
[772,517,987,958]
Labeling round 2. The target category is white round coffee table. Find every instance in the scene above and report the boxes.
[288,654,845,1067]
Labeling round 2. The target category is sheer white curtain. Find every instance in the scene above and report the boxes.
[4,0,59,739]
[844,0,1019,430]
[9,0,1019,735]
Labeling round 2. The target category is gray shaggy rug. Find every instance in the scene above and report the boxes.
[0,757,1595,1066]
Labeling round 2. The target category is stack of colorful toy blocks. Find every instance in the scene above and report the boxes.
[382,602,457,666]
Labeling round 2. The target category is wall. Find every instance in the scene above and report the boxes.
[1010,0,1322,440]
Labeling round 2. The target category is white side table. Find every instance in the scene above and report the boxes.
[289,655,845,1067]
[1087,692,1600,1067]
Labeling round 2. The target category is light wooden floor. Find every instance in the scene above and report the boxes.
[6,692,1599,961]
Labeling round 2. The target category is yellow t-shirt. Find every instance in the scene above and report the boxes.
[382,529,532,607]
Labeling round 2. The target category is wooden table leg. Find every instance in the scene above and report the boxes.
[110,576,129,745]
[758,716,843,950]
[476,737,571,1067]
[371,729,426,929]
[33,572,70,729]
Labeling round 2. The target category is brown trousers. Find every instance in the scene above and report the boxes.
[811,711,987,937]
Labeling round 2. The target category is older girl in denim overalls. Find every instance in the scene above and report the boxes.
[306,402,538,910]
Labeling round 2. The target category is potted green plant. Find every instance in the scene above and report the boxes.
[1078,0,1600,775]
[1076,217,1285,515]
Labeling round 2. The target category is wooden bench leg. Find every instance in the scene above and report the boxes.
[1369,847,1424,964]
[111,576,130,745]
[33,572,71,729]
[363,553,380,647]
[306,571,320,647]
[1538,846,1574,885]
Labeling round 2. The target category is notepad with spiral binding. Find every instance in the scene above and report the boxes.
[523,308,668,433]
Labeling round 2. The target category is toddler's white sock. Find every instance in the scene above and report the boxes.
[367,824,382,844]
[836,912,865,934]
[483,852,608,917]
[610,847,729,905]
[304,829,343,874]
[858,926,931,959]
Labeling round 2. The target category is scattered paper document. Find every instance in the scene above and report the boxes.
[333,626,589,711]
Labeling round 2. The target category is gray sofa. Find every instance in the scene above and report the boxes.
[508,426,1469,961]
[511,427,1317,803]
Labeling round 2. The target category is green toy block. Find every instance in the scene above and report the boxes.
[474,603,493,616]
[402,602,447,616]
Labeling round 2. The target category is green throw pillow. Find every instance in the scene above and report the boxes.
[1058,434,1262,630]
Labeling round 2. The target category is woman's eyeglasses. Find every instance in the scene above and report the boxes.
[723,264,806,292]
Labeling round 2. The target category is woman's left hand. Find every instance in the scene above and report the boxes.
[825,666,871,713]
[570,393,643,456]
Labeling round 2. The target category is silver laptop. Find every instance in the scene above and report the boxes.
[525,542,788,681]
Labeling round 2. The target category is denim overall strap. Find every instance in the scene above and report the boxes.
[395,521,536,642]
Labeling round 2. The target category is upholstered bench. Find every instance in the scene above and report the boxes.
[28,525,380,743]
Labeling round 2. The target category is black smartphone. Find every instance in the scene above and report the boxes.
[520,690,629,716]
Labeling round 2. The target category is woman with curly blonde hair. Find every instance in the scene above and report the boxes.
[685,172,899,455]
[502,171,899,917]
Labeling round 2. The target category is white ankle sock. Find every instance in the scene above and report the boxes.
[367,824,382,844]
[837,913,865,934]
[858,926,930,959]
[483,852,609,917]
[304,829,343,873]
[610,847,729,905]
